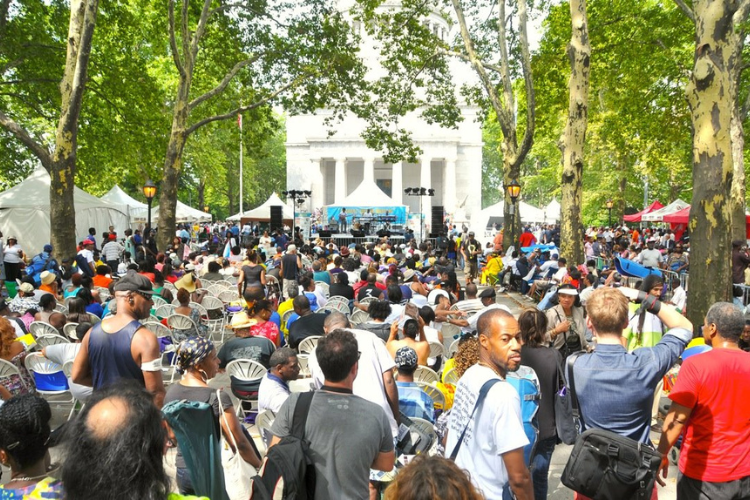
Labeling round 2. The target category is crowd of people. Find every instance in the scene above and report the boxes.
[0,217,748,500]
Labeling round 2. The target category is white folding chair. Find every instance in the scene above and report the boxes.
[24,354,72,411]
[63,322,79,341]
[94,286,110,301]
[54,303,68,315]
[443,367,459,386]
[409,416,440,456]
[255,409,276,452]
[62,361,85,420]
[163,281,177,294]
[155,304,176,319]
[414,365,439,385]
[297,336,322,355]
[350,309,370,326]
[218,290,240,304]
[315,281,330,298]
[200,296,227,342]
[297,353,310,377]
[167,314,199,343]
[0,358,28,393]
[29,321,59,338]
[416,381,445,410]
[143,321,180,383]
[225,359,268,418]
[359,297,377,308]
[447,338,460,359]
[151,295,168,307]
[35,334,71,348]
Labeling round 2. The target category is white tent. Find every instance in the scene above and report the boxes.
[326,180,404,208]
[100,185,148,223]
[471,199,548,234]
[545,199,561,222]
[152,200,212,223]
[0,166,130,255]
[227,193,293,221]
[641,198,690,222]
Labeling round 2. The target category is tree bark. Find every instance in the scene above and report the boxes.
[729,77,746,242]
[685,0,737,329]
[559,0,590,265]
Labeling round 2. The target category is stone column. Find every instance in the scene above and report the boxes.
[310,158,323,208]
[363,156,375,184]
[334,157,347,203]
[391,162,403,203]
[444,157,457,213]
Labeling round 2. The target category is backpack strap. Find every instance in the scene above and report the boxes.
[448,378,500,461]
[291,391,315,440]
[566,351,586,431]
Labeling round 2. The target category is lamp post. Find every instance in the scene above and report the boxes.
[142,179,157,233]
[606,199,613,227]
[404,187,435,242]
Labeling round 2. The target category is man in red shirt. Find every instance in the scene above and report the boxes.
[657,302,750,498]
[518,227,536,249]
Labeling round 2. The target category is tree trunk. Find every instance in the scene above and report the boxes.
[685,0,736,329]
[729,97,746,242]
[559,0,590,265]
[197,179,205,210]
[157,128,188,251]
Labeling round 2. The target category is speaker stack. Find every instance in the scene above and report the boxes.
[431,206,445,237]
[270,206,283,232]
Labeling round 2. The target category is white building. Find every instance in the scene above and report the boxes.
[285,1,483,232]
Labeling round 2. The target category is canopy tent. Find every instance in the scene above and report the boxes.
[641,199,690,222]
[623,200,664,223]
[662,206,750,225]
[100,185,148,223]
[471,199,548,234]
[0,166,130,255]
[227,192,293,222]
[544,199,561,222]
[325,180,408,225]
[152,200,212,223]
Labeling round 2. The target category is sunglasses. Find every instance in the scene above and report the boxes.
[132,291,153,301]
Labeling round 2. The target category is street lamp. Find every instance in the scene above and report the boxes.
[142,179,157,233]
[404,187,435,242]
[606,199,614,227]
[506,179,521,214]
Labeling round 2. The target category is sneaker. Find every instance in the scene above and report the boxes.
[496,286,506,293]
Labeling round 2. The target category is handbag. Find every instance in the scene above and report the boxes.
[560,357,662,500]
[554,356,578,445]
[216,389,257,500]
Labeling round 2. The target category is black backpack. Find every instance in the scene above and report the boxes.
[249,392,315,500]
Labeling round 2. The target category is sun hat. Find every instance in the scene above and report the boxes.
[231,311,258,330]
[403,269,416,282]
[557,284,579,296]
[40,271,55,285]
[18,282,34,294]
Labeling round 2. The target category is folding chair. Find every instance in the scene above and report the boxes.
[225,359,268,419]
[297,336,322,355]
[35,334,71,349]
[414,365,439,385]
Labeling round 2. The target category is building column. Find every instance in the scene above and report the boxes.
[421,156,432,228]
[363,156,375,184]
[310,158,323,209]
[335,157,347,203]
[444,157,457,214]
[391,162,403,203]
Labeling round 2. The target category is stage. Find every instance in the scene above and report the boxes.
[311,233,405,248]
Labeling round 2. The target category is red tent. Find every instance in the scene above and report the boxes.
[663,206,750,239]
[623,200,664,223]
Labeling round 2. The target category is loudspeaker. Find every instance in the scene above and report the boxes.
[270,206,283,231]
[431,206,445,235]
[318,230,332,238]
[350,229,366,238]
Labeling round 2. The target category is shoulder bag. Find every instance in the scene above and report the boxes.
[560,357,662,500]
[216,389,257,500]
[448,378,500,460]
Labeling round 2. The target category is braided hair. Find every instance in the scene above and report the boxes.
[0,394,52,469]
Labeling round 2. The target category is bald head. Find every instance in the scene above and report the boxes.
[324,311,350,333]
[465,283,478,299]
[85,396,130,440]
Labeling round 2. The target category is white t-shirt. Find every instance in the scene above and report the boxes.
[309,329,398,437]
[445,365,528,498]
[258,373,291,413]
[670,286,687,311]
[639,249,662,268]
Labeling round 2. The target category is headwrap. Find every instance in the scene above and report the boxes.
[175,336,214,374]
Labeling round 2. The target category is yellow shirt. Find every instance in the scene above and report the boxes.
[277,298,295,335]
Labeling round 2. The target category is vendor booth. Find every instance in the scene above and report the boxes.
[227,193,293,225]
[623,200,664,223]
[152,200,212,223]
[324,180,407,235]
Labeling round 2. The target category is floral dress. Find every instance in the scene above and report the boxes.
[1,351,36,396]
[250,320,280,346]
[0,477,63,499]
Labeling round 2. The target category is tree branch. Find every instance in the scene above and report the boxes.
[168,0,185,77]
[438,48,504,73]
[672,0,695,22]
[515,0,535,169]
[180,0,190,70]
[190,0,213,61]
[188,55,260,110]
[185,77,303,136]
[0,110,53,168]
[734,0,750,25]
[0,92,57,120]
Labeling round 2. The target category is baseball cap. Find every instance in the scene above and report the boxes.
[394,346,418,370]
[82,239,95,246]
[43,244,53,253]
[185,263,196,272]
[478,288,496,299]
[113,270,155,295]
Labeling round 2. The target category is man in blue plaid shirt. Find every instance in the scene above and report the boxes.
[394,346,435,423]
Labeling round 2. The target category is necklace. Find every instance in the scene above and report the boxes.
[478,361,505,379]
[9,472,49,483]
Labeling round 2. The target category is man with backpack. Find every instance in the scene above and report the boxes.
[27,244,59,285]
[445,308,534,500]
[269,329,394,500]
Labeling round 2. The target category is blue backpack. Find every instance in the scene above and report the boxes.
[506,365,541,466]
